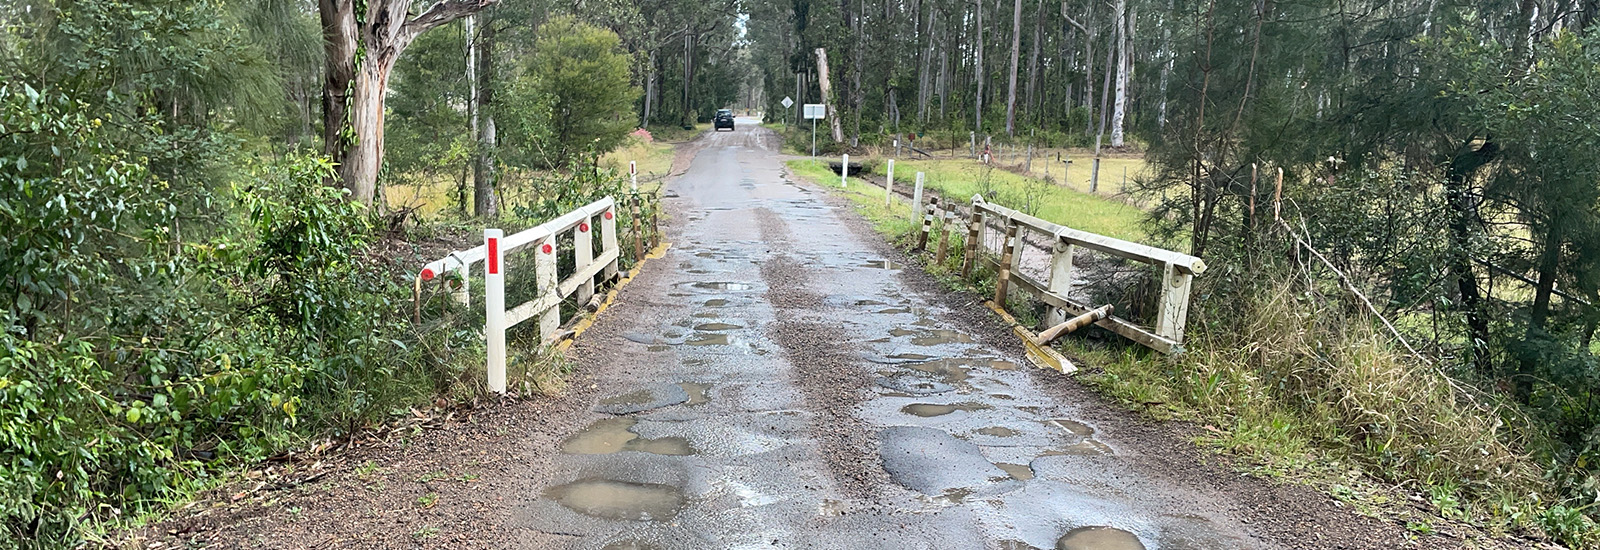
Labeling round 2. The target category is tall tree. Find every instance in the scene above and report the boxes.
[319,0,497,206]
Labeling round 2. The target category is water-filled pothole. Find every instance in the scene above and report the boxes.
[989,359,1020,370]
[901,402,991,417]
[685,281,755,292]
[679,382,711,406]
[911,330,975,346]
[704,299,730,307]
[561,418,694,456]
[1047,419,1096,436]
[976,426,1019,437]
[685,333,729,346]
[906,359,973,383]
[877,307,913,314]
[860,260,901,269]
[1056,526,1145,550]
[693,322,743,332]
[543,479,685,521]
[995,463,1035,480]
[889,352,936,361]
[1044,439,1115,456]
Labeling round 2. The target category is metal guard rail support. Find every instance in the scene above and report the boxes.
[967,195,1205,354]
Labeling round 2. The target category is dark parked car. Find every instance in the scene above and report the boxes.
[714,109,735,131]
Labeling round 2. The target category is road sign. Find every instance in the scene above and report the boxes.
[803,104,826,119]
[781,96,794,109]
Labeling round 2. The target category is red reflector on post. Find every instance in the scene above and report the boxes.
[542,243,553,254]
[604,211,614,220]
[487,238,500,274]
[421,268,435,281]
[579,222,590,232]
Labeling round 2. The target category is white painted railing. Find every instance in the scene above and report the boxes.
[418,197,620,393]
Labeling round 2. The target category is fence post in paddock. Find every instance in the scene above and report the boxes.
[575,212,595,306]
[536,231,560,339]
[1090,157,1102,193]
[601,203,619,282]
[485,229,506,394]
[630,194,644,261]
[885,159,895,205]
[910,172,925,225]
[917,196,938,251]
[936,208,954,266]
[993,221,1019,310]
[962,195,984,278]
[1154,263,1196,343]
[1044,241,1077,326]
[1026,144,1034,172]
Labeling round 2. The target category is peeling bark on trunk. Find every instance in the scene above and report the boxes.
[816,48,845,142]
[472,14,496,217]
[1109,0,1128,148]
[1005,0,1022,136]
[1025,0,1042,121]
[320,0,498,206]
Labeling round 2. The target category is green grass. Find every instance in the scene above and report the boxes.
[599,134,675,192]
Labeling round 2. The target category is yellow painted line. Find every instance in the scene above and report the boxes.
[985,301,1077,374]
[557,242,673,353]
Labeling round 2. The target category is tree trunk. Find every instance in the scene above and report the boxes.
[1005,0,1022,136]
[472,14,496,217]
[1025,0,1043,121]
[816,48,845,142]
[1109,0,1128,148]
[320,0,498,206]
[643,49,656,128]
[1093,11,1115,155]
[1081,0,1096,136]
[1157,0,1172,130]
[974,0,984,133]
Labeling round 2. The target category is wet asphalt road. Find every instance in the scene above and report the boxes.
[512,119,1265,550]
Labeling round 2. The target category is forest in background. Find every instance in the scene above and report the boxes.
[0,1,745,547]
[740,0,1600,544]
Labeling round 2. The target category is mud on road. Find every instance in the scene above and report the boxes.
[144,120,1522,550]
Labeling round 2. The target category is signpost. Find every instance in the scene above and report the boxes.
[781,96,794,132]
[804,103,826,158]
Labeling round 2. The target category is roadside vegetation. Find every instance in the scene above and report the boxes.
[0,1,739,547]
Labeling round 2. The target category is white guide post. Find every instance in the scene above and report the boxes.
[575,214,595,305]
[536,232,560,340]
[601,204,619,281]
[630,161,638,192]
[885,159,895,205]
[484,229,506,394]
[911,172,925,225]
[841,154,849,188]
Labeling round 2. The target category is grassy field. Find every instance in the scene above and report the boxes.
[786,156,1150,244]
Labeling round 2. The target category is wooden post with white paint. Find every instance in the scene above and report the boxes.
[1044,241,1077,326]
[485,229,506,394]
[917,196,937,251]
[574,213,595,306]
[962,195,984,278]
[993,221,1019,310]
[631,193,644,261]
[1154,262,1195,343]
[885,159,895,205]
[536,232,560,339]
[601,203,619,282]
[910,172,925,225]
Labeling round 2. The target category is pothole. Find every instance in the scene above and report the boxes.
[679,382,711,406]
[876,374,956,396]
[561,418,694,456]
[901,402,991,417]
[975,426,1019,437]
[703,299,730,307]
[693,322,743,331]
[685,333,729,346]
[995,463,1035,480]
[906,359,973,384]
[1044,439,1115,456]
[989,359,1020,370]
[1047,419,1096,436]
[543,479,685,521]
[911,330,975,346]
[1056,526,1145,550]
[682,281,755,292]
[860,260,901,269]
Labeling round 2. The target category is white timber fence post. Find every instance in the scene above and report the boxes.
[602,203,619,281]
[485,229,506,394]
[841,154,849,188]
[1154,263,1195,343]
[911,172,925,225]
[885,159,895,205]
[575,212,595,306]
[536,232,559,339]
[1045,241,1077,326]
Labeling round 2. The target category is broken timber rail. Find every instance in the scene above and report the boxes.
[963,195,1206,355]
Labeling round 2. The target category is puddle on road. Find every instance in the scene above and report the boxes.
[902,402,991,417]
[889,328,919,337]
[684,281,755,292]
[876,374,956,396]
[995,463,1035,481]
[692,311,719,318]
[989,360,1020,370]
[693,322,743,331]
[1047,419,1096,437]
[877,307,913,314]
[907,359,973,384]
[679,383,711,405]
[854,299,887,307]
[562,418,694,456]
[543,479,685,521]
[685,333,729,346]
[860,260,901,270]
[704,299,730,307]
[1056,526,1146,550]
[976,426,1019,437]
[600,541,660,550]
[889,352,936,361]
[911,330,976,346]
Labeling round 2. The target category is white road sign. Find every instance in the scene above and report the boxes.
[781,96,794,109]
[803,104,826,120]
